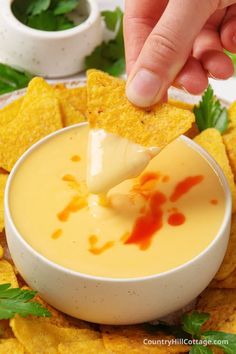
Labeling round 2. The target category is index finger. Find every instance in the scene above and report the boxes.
[124,0,168,74]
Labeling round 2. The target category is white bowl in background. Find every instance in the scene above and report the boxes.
[4,122,232,325]
[0,0,103,78]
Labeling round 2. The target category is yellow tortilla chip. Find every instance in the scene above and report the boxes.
[211,268,236,289]
[101,325,190,353]
[54,84,86,127]
[0,97,24,126]
[0,338,25,354]
[213,214,236,281]
[10,315,101,354]
[87,70,195,148]
[196,288,236,333]
[0,260,18,287]
[194,128,236,212]
[228,101,236,128]
[169,99,193,111]
[196,288,236,310]
[66,86,87,116]
[0,174,8,232]
[223,129,236,182]
[58,339,108,354]
[201,306,236,334]
[0,77,63,172]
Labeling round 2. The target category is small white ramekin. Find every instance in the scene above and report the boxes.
[0,0,103,78]
[4,123,232,325]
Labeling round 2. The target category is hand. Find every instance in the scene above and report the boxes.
[125,0,236,107]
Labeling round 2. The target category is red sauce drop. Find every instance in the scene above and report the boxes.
[168,212,186,226]
[140,172,159,185]
[125,191,166,249]
[170,175,204,202]
[162,175,170,183]
[210,199,218,205]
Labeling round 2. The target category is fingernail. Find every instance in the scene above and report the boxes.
[126,69,162,107]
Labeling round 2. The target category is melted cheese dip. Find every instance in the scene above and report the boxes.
[9,125,226,278]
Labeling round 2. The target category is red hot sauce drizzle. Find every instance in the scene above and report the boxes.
[170,175,204,202]
[124,173,205,250]
[125,191,166,250]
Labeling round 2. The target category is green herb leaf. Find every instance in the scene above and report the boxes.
[101,7,123,31]
[27,11,57,31]
[53,0,79,15]
[0,63,33,95]
[203,331,236,354]
[193,86,229,133]
[85,7,125,77]
[27,0,51,16]
[225,51,236,66]
[182,312,210,339]
[189,345,213,354]
[0,284,51,319]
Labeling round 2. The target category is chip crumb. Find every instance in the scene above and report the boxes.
[87,70,195,148]
[194,128,236,212]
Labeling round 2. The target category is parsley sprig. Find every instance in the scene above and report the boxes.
[12,0,80,32]
[183,311,236,353]
[0,283,51,319]
[151,311,236,354]
[85,7,125,77]
[0,64,33,96]
[193,86,229,133]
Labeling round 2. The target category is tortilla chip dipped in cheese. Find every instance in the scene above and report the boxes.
[86,70,195,194]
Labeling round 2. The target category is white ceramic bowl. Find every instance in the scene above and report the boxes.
[4,123,232,325]
[0,0,103,78]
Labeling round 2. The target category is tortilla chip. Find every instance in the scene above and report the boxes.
[196,288,236,333]
[228,101,236,128]
[194,128,236,212]
[0,174,8,232]
[58,339,108,354]
[0,338,25,354]
[211,268,236,289]
[213,214,236,281]
[196,288,236,310]
[0,260,18,287]
[101,325,190,353]
[201,306,236,333]
[54,84,86,126]
[10,315,101,354]
[0,77,63,172]
[0,97,24,126]
[169,99,193,111]
[87,70,195,148]
[66,86,87,116]
[223,129,236,182]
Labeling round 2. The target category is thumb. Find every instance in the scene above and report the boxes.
[126,0,218,107]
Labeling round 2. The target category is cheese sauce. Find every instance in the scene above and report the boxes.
[9,125,226,278]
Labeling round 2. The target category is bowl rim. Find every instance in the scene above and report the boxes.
[4,122,232,283]
[5,0,100,38]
